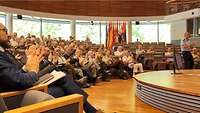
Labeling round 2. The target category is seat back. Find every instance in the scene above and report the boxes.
[0,85,82,113]
[1,90,54,110]
[41,103,80,113]
[0,84,48,110]
[4,94,83,113]
[21,90,54,106]
[3,94,24,110]
[0,97,8,113]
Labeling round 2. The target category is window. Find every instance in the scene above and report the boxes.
[42,19,71,40]
[159,23,171,43]
[100,23,106,45]
[132,21,171,43]
[76,21,100,44]
[13,15,40,37]
[0,14,6,26]
[132,22,158,42]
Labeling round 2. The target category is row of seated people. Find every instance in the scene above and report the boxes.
[8,32,146,80]
[125,41,176,48]
[2,30,148,112]
[120,41,182,54]
[9,31,200,71]
[0,23,104,113]
[128,43,200,70]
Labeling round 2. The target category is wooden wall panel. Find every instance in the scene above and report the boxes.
[0,1,166,17]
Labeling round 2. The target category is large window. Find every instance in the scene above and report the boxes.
[100,23,107,45]
[13,15,40,37]
[132,21,171,43]
[42,19,71,39]
[0,12,6,25]
[159,23,171,43]
[132,22,158,42]
[76,21,101,44]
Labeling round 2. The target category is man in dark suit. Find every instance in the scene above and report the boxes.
[0,23,102,113]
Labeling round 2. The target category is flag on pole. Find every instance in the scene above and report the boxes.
[106,21,127,50]
[121,22,127,44]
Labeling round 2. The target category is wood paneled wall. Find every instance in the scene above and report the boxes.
[0,1,166,17]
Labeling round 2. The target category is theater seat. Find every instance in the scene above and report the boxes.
[1,90,83,113]
[0,97,7,113]
[0,90,53,113]
[0,84,48,110]
[20,90,55,106]
[0,84,83,113]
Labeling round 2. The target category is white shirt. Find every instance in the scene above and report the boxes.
[114,51,123,57]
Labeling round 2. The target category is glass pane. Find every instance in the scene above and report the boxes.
[76,22,100,44]
[13,18,40,37]
[100,23,106,45]
[42,20,71,40]
[159,23,171,43]
[0,15,6,26]
[132,23,158,42]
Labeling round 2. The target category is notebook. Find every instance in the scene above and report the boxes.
[34,70,66,85]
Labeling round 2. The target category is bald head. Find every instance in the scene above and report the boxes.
[0,23,9,47]
[117,46,123,52]
[184,32,191,40]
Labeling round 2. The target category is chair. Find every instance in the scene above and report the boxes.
[1,90,83,113]
[153,61,167,70]
[150,42,157,45]
[0,80,83,113]
[0,84,48,110]
[158,42,165,45]
[166,44,173,48]
[157,62,167,70]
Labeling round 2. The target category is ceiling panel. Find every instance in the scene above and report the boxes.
[0,1,166,17]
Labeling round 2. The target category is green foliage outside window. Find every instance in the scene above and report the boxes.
[13,19,40,37]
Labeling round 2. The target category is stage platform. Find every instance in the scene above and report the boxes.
[134,70,200,113]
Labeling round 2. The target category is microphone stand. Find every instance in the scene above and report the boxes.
[171,45,182,75]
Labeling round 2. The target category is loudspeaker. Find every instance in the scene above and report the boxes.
[91,21,94,25]
[136,21,140,25]
[17,15,22,19]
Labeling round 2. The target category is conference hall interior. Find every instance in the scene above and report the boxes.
[0,0,200,113]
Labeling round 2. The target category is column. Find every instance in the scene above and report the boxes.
[128,21,132,43]
[6,13,13,34]
[193,18,198,36]
[70,20,76,39]
[157,21,160,42]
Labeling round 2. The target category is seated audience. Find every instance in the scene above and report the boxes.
[164,47,174,70]
[98,50,111,81]
[113,46,130,79]
[192,48,200,68]
[165,47,174,62]
[122,51,143,76]
[114,46,124,58]
[0,23,103,113]
[135,44,145,64]
[146,46,155,54]
[192,48,200,60]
